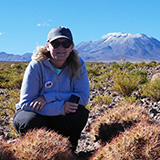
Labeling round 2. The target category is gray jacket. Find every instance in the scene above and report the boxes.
[16,57,90,116]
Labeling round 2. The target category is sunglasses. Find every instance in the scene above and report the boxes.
[50,40,72,48]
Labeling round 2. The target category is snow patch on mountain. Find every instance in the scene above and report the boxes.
[76,33,160,62]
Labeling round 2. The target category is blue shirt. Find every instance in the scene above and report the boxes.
[16,57,90,116]
[52,65,62,75]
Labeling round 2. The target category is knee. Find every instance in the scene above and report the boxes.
[13,114,28,136]
[66,105,89,131]
[13,110,31,135]
[13,110,45,135]
[76,105,89,126]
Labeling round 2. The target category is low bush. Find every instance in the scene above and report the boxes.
[94,95,113,105]
[91,121,160,160]
[0,89,20,115]
[140,79,160,101]
[89,104,152,143]
[86,63,103,77]
[0,63,25,89]
[120,95,140,105]
[0,129,73,160]
[110,70,147,96]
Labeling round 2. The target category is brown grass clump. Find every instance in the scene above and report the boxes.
[90,121,160,160]
[0,139,16,160]
[0,128,73,160]
[89,104,153,143]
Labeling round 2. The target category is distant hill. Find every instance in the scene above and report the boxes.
[0,52,32,62]
[1,33,160,62]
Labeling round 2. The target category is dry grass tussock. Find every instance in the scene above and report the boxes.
[89,104,153,143]
[0,129,73,160]
[91,121,160,160]
[88,103,160,160]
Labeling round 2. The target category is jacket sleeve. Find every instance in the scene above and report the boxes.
[43,92,71,104]
[17,61,66,116]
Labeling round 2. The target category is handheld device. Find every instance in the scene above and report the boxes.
[69,94,80,104]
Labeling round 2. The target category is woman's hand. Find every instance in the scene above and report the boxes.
[30,96,47,111]
[64,101,78,114]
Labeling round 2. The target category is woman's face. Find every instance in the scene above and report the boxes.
[47,38,74,63]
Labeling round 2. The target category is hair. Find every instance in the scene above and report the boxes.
[31,45,82,79]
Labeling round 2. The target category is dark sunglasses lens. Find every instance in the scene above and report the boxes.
[51,40,71,48]
[62,41,71,48]
[53,41,61,48]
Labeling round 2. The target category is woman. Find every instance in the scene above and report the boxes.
[13,26,90,151]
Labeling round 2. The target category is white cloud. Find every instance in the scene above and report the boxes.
[37,19,53,27]
[37,22,50,27]
[0,32,2,35]
[37,23,41,27]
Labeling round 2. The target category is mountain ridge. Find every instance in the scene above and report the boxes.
[1,32,160,62]
[75,32,160,62]
[0,52,31,61]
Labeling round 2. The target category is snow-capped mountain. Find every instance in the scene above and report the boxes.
[1,32,160,62]
[76,33,160,62]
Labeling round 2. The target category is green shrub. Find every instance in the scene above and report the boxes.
[85,103,93,111]
[140,80,160,101]
[133,61,160,68]
[0,89,20,115]
[90,81,103,90]
[0,63,25,89]
[90,74,109,90]
[110,70,145,96]
[94,95,113,105]
[147,61,158,68]
[87,66,101,77]
[120,95,140,105]
[131,70,148,84]
[135,61,147,68]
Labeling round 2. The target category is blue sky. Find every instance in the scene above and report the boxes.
[0,0,160,55]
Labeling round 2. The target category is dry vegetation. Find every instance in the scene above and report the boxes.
[0,60,160,159]
[0,129,73,160]
[91,121,160,160]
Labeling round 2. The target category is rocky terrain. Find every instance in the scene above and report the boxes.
[1,64,160,159]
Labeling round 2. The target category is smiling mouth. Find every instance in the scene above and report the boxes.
[56,52,65,54]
